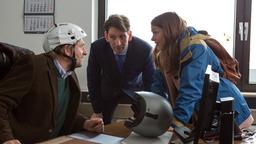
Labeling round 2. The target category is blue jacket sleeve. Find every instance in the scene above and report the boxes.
[173,44,209,123]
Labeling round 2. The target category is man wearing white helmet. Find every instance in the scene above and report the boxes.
[0,23,104,144]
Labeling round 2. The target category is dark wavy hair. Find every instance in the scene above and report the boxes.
[104,14,130,32]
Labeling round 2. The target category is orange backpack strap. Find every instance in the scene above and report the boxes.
[203,38,241,84]
[182,34,241,84]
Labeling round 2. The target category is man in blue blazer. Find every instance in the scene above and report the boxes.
[87,14,155,124]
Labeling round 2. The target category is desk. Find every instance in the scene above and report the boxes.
[103,121,132,137]
[39,122,131,144]
[39,122,246,144]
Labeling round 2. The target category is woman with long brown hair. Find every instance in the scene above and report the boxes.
[150,12,253,130]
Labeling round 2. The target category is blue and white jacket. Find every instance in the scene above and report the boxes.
[152,27,251,126]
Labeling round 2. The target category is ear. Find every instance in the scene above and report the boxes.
[128,31,133,41]
[104,31,109,42]
[63,45,72,56]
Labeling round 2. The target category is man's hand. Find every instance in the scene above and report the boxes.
[90,113,103,119]
[3,139,21,144]
[83,118,104,133]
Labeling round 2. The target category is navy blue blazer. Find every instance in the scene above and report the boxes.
[87,36,155,113]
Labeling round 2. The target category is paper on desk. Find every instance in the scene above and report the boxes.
[121,131,173,144]
[69,132,124,144]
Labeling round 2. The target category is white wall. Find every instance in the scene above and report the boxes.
[0,0,98,91]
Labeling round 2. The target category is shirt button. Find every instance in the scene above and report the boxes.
[48,129,53,133]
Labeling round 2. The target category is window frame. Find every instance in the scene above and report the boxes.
[235,0,256,92]
[99,0,256,92]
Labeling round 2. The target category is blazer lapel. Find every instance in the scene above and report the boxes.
[46,58,58,125]
[104,44,123,86]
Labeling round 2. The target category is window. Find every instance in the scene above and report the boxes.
[107,0,235,55]
[100,0,256,92]
[235,0,256,91]
[249,0,256,84]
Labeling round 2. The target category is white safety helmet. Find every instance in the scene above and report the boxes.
[123,90,173,137]
[43,23,87,52]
